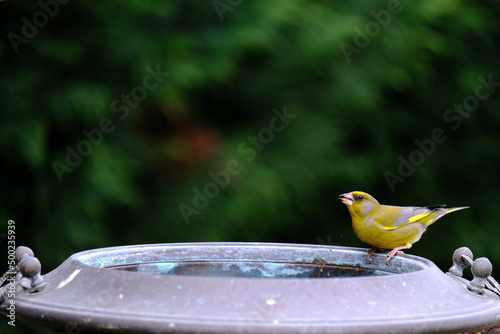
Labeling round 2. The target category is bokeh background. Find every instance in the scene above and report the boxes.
[2,0,500,332]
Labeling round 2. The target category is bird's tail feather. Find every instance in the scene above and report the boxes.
[426,206,469,226]
[445,206,470,214]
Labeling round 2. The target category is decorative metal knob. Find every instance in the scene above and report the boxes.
[471,257,493,289]
[0,246,47,299]
[449,246,473,277]
[19,256,41,279]
[15,246,34,263]
[447,247,500,297]
[17,252,47,293]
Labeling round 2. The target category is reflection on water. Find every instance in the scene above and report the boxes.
[107,260,392,278]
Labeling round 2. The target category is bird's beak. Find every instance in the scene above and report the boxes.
[339,192,354,206]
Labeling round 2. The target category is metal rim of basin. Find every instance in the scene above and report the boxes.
[3,242,500,334]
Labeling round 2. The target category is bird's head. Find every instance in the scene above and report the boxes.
[338,191,379,218]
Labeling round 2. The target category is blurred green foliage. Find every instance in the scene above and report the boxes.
[2,0,500,332]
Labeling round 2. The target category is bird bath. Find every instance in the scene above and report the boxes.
[1,242,500,333]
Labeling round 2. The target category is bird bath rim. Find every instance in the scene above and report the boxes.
[74,242,429,279]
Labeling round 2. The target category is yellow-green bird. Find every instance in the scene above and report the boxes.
[338,191,468,263]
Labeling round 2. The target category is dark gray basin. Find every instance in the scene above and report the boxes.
[2,242,500,333]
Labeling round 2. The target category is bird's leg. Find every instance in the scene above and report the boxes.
[366,247,383,260]
[386,246,409,264]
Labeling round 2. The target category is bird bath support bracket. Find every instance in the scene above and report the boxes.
[446,246,500,297]
[1,242,500,334]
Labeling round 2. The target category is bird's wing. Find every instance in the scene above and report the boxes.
[379,205,446,231]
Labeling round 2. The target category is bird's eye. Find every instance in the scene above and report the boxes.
[356,194,364,200]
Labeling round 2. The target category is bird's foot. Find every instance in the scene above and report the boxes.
[385,246,408,264]
[366,247,383,261]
